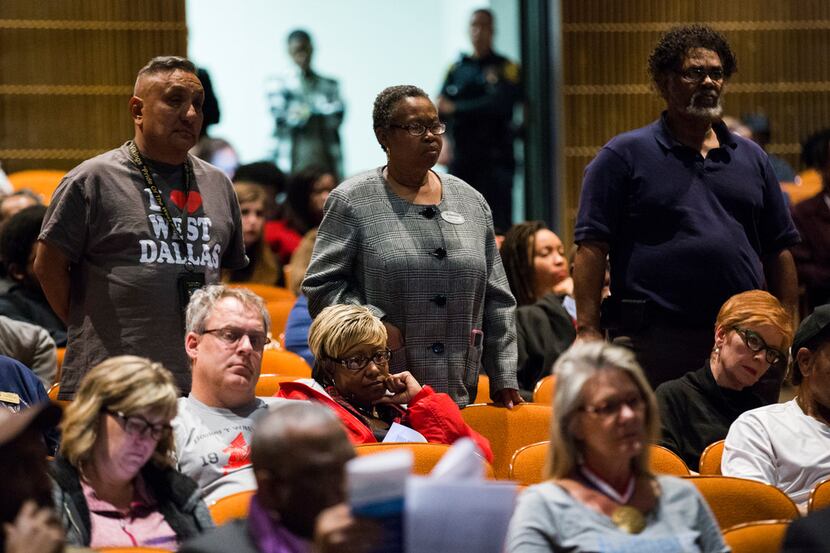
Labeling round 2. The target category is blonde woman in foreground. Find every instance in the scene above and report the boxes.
[506,342,727,552]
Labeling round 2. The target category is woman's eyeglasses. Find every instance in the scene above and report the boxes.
[106,410,172,441]
[581,395,645,418]
[733,327,786,366]
[329,349,392,372]
[388,122,447,137]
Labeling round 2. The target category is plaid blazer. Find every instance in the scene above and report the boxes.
[303,167,518,406]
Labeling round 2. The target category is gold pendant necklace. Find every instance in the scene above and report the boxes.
[610,505,647,534]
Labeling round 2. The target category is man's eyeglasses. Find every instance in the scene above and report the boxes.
[106,410,172,441]
[581,395,645,419]
[733,327,786,367]
[679,67,725,83]
[329,349,391,372]
[202,327,270,351]
[388,122,447,137]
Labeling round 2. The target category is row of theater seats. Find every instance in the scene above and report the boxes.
[205,438,817,553]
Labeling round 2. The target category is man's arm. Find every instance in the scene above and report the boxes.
[33,241,70,324]
[763,248,798,321]
[573,241,609,341]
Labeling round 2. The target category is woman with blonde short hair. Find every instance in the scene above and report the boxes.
[278,304,493,460]
[655,290,794,470]
[51,356,213,549]
[506,342,726,551]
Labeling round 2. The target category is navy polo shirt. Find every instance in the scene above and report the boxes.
[575,113,800,324]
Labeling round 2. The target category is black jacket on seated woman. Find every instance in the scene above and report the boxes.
[655,290,793,471]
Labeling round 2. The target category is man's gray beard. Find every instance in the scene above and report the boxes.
[685,94,723,121]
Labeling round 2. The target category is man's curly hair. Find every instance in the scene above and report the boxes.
[648,24,737,94]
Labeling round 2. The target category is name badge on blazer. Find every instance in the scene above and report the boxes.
[441,211,465,225]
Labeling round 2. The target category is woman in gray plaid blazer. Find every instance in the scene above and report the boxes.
[303,85,519,407]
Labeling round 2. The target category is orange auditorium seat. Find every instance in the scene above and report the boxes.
[208,490,255,525]
[532,375,556,404]
[355,442,495,478]
[226,283,295,302]
[460,403,551,479]
[254,373,300,397]
[8,169,65,204]
[261,349,311,377]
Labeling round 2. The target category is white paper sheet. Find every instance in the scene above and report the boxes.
[404,477,518,553]
[382,422,428,443]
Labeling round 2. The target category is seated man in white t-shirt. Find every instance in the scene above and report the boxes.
[172,284,289,505]
[723,304,830,512]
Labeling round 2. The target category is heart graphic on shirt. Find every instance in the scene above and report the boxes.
[169,190,203,214]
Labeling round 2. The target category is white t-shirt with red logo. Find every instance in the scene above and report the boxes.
[172,394,289,505]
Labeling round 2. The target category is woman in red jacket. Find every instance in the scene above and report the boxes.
[278,303,493,462]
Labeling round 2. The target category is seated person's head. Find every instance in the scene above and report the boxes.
[0,403,63,552]
[791,305,830,414]
[0,204,47,291]
[233,161,285,219]
[711,290,793,391]
[0,190,40,224]
[60,356,178,482]
[233,182,268,249]
[308,304,391,405]
[548,342,659,479]
[286,166,337,233]
[251,402,354,539]
[185,284,271,409]
[501,221,569,306]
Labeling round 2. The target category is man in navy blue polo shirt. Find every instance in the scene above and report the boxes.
[573,25,799,394]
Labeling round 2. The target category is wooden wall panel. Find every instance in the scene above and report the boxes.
[560,0,830,245]
[0,1,186,172]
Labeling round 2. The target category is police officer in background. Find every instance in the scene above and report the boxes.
[438,8,521,232]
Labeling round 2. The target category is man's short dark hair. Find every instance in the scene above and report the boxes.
[0,205,46,277]
[136,55,196,79]
[372,85,429,152]
[287,29,312,45]
[648,25,737,91]
[472,8,494,23]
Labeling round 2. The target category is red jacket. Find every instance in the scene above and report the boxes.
[277,381,493,462]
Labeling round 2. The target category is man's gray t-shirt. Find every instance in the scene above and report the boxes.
[39,143,247,398]
[172,395,288,505]
[505,476,728,553]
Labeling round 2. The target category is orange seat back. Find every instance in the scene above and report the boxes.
[265,298,295,338]
[226,283,295,302]
[685,475,799,530]
[460,403,551,479]
[509,441,549,486]
[261,348,312,377]
[254,373,300,397]
[808,477,830,513]
[354,442,494,479]
[8,169,65,204]
[475,375,492,403]
[649,444,690,476]
[722,519,791,553]
[533,375,556,404]
[699,439,724,475]
[208,489,255,525]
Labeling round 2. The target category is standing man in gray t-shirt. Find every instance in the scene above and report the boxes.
[34,56,247,399]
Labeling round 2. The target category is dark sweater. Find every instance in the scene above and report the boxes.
[655,361,764,471]
[515,293,576,394]
[50,455,213,546]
